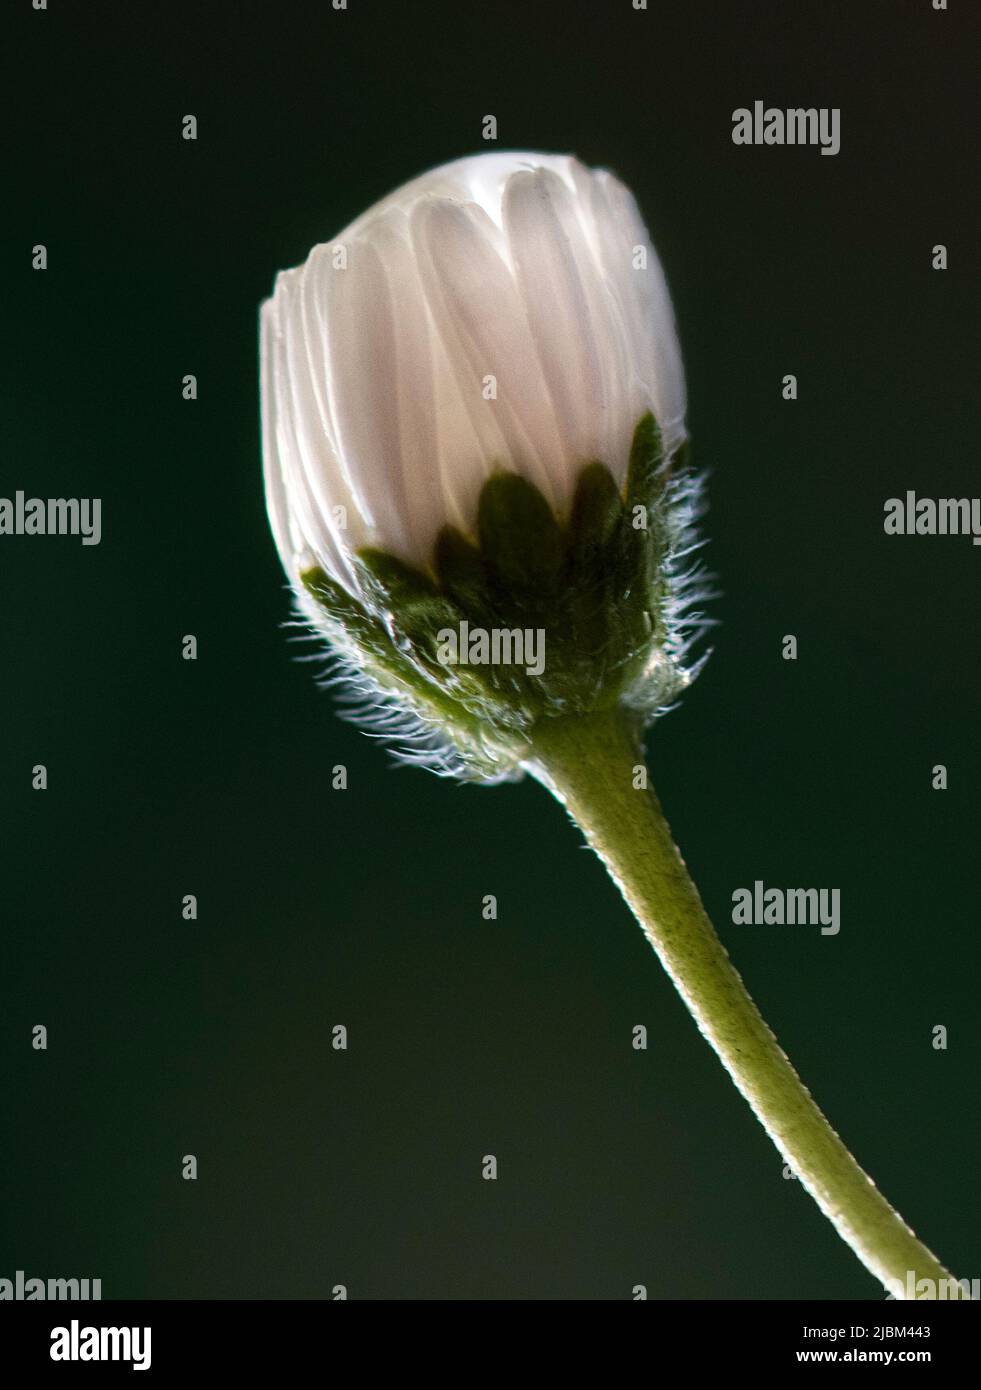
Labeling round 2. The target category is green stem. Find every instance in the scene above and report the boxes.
[528,707,961,1299]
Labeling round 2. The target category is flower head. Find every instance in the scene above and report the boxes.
[261,151,710,779]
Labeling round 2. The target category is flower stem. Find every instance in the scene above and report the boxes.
[528,707,960,1298]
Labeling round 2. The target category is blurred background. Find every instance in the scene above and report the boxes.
[2,0,977,1299]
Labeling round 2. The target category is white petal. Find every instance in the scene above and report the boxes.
[259,296,296,573]
[345,151,579,239]
[262,151,689,581]
[358,213,449,564]
[412,197,566,509]
[322,235,419,562]
[588,171,687,456]
[268,276,354,590]
[297,243,364,561]
[503,167,623,494]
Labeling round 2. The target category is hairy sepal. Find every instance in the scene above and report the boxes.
[299,413,711,780]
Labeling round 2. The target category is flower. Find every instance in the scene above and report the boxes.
[256,159,965,1304]
[260,151,709,779]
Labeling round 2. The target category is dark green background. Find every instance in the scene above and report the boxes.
[3,0,977,1300]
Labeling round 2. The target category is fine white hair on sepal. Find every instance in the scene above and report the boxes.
[620,462,717,722]
[282,601,525,784]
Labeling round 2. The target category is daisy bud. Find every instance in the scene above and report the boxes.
[261,151,710,779]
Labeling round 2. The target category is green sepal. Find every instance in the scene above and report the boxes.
[299,412,699,778]
[566,461,623,562]
[300,564,525,779]
[615,412,684,662]
[353,550,503,707]
[433,525,494,623]
[625,411,667,518]
[355,547,438,609]
[478,472,563,600]
[558,463,624,685]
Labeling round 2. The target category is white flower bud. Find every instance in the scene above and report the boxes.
[260,152,708,780]
[261,151,686,593]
